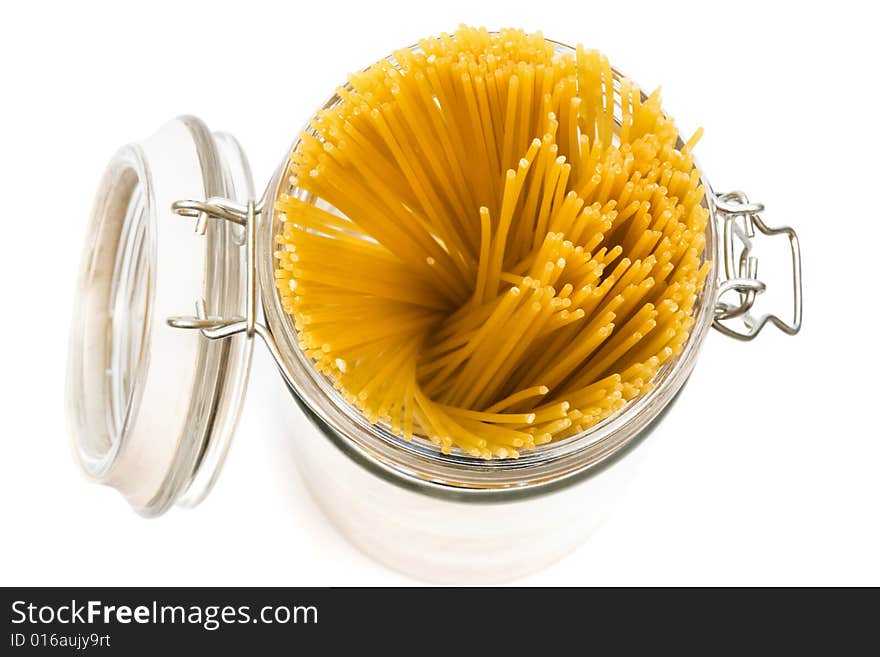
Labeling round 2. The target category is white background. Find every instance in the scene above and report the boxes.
[1,0,878,586]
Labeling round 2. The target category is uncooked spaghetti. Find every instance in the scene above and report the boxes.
[274,26,710,459]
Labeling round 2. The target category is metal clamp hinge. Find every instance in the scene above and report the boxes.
[165,198,317,386]
[711,191,802,341]
[167,197,263,340]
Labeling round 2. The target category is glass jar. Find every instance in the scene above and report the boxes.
[67,41,802,583]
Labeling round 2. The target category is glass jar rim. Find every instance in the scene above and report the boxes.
[255,41,720,497]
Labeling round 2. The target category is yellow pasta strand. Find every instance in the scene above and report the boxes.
[274,26,710,459]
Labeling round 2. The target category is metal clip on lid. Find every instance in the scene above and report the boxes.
[711,191,803,341]
[168,198,258,339]
[166,198,300,389]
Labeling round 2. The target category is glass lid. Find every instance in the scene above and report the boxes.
[67,116,254,516]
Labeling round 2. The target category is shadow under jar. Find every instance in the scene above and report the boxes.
[67,39,802,583]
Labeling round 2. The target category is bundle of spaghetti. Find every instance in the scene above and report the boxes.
[274,25,710,459]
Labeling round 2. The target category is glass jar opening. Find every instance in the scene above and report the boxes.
[255,39,719,494]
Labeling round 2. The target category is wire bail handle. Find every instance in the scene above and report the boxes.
[711,191,802,341]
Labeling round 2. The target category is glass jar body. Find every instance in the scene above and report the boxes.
[279,381,647,582]
[256,141,716,580]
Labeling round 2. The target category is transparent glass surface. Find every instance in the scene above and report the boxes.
[68,145,154,479]
[68,117,254,514]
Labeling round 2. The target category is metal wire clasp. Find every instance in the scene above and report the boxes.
[166,198,260,340]
[164,197,317,388]
[711,191,802,341]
